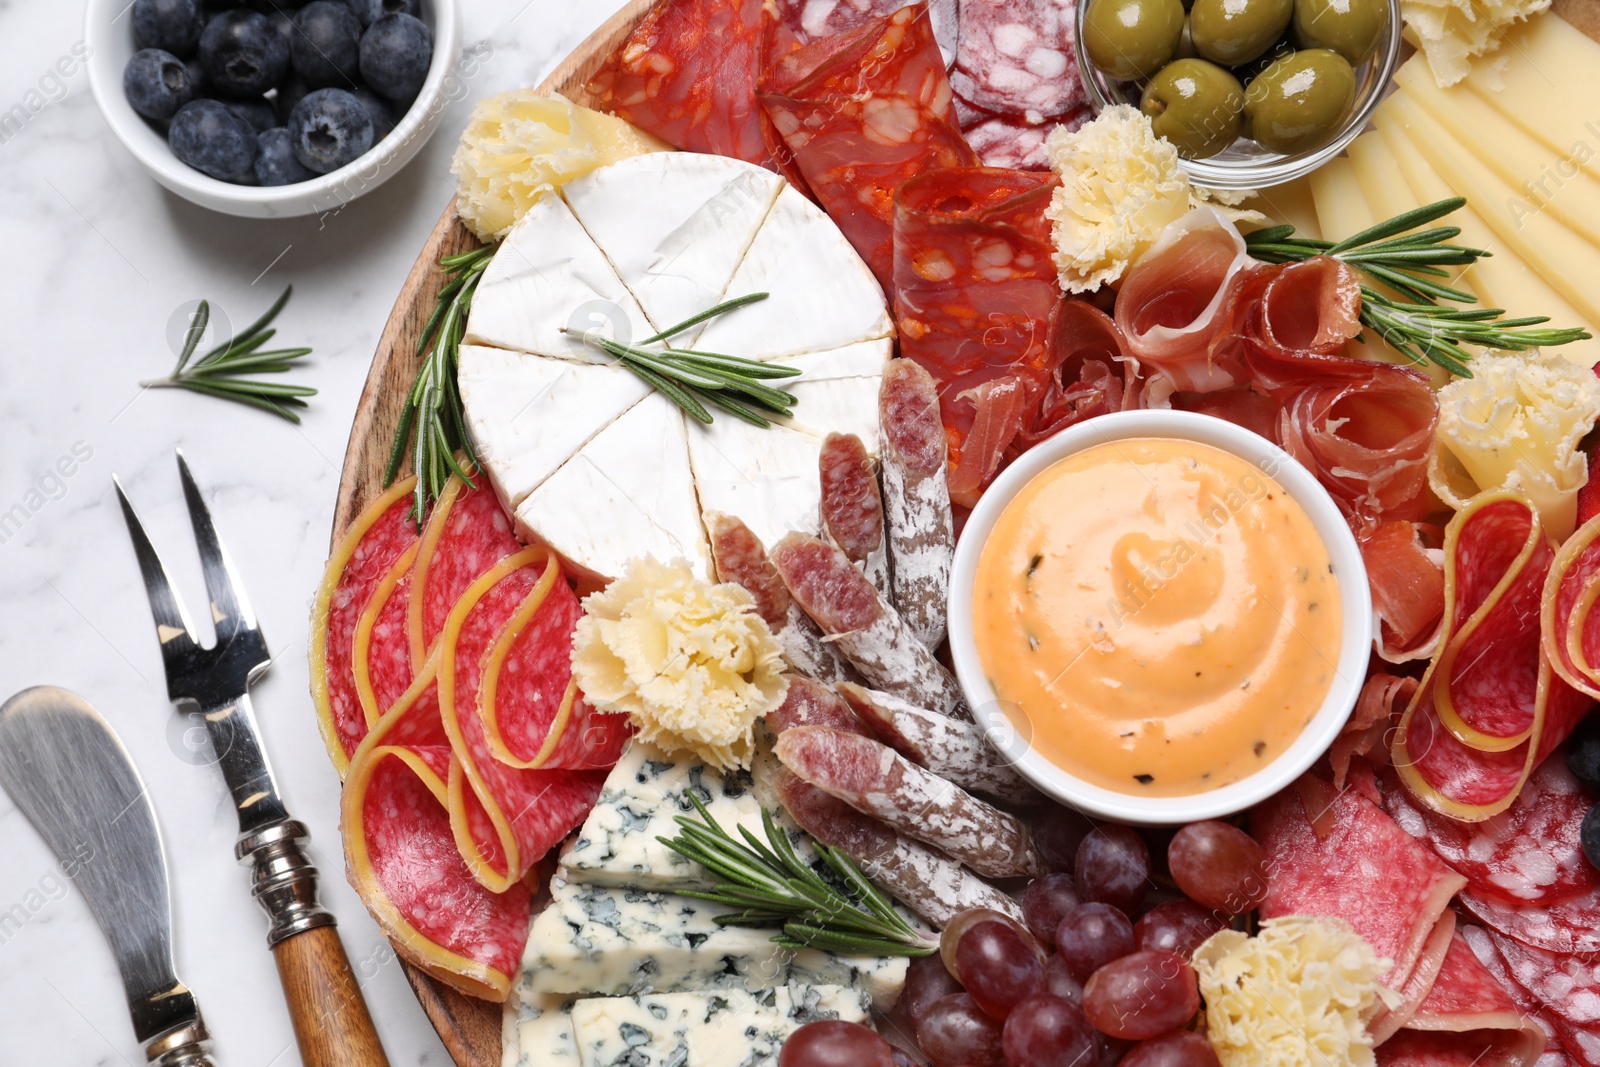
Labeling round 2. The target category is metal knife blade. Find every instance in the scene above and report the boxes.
[0,686,214,1064]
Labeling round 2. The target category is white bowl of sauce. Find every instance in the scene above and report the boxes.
[949,410,1371,824]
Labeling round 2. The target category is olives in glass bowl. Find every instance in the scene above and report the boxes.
[1075,0,1400,187]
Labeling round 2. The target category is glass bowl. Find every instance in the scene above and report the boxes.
[1073,0,1402,190]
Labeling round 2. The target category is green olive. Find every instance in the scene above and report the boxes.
[1243,48,1357,153]
[1084,0,1187,80]
[1190,0,1294,66]
[1230,34,1295,85]
[1292,0,1386,64]
[1174,17,1199,58]
[1141,59,1246,158]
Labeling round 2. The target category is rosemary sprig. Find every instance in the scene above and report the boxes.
[1244,198,1592,376]
[659,794,937,958]
[143,285,316,422]
[566,294,802,428]
[385,245,494,524]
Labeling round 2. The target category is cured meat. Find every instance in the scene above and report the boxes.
[770,0,910,43]
[1462,924,1596,1067]
[960,110,1056,170]
[1226,257,1366,392]
[837,681,1043,805]
[411,476,523,663]
[311,476,419,774]
[1331,671,1417,790]
[1394,493,1594,820]
[1363,521,1447,663]
[892,167,1061,503]
[1169,387,1280,440]
[765,675,867,735]
[585,0,774,167]
[1461,884,1600,955]
[951,0,1085,123]
[1488,929,1600,1030]
[1372,910,1459,1043]
[770,532,970,719]
[752,747,1027,927]
[1376,930,1547,1066]
[760,4,976,288]
[1114,206,1254,405]
[1377,1029,1547,1067]
[819,433,891,600]
[878,359,954,646]
[1018,299,1141,448]
[774,724,1042,878]
[1251,777,1467,995]
[353,545,419,724]
[708,511,856,682]
[1544,513,1600,701]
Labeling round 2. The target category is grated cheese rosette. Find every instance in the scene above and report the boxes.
[1429,349,1600,541]
[1194,916,1393,1067]
[451,90,670,242]
[1402,0,1550,86]
[572,557,788,771]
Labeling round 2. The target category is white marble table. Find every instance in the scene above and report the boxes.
[0,0,628,1062]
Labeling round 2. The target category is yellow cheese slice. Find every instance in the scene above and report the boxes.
[1385,92,1600,328]
[1245,175,1322,239]
[1347,132,1419,222]
[1396,57,1600,248]
[1310,157,1376,241]
[1461,14,1600,175]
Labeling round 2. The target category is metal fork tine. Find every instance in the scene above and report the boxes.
[113,476,202,668]
[175,450,260,643]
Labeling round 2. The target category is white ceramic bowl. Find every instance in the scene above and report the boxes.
[948,410,1372,824]
[85,0,462,218]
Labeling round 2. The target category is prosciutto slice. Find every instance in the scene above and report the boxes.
[1018,299,1141,448]
[1362,521,1447,663]
[1225,256,1365,391]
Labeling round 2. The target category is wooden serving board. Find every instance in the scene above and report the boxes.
[328,3,653,1066]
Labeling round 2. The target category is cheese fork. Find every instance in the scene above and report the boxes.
[114,451,390,1067]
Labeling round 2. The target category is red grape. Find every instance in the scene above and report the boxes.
[1055,902,1134,980]
[779,1021,895,1067]
[1032,803,1096,871]
[941,908,1046,982]
[1076,826,1151,913]
[1043,954,1085,1005]
[1021,873,1081,944]
[902,952,964,1027]
[1166,822,1268,914]
[1083,951,1200,1041]
[955,921,1044,1020]
[1001,996,1098,1067]
[1101,1037,1135,1066]
[917,993,1005,1067]
[1119,1030,1221,1067]
[1134,900,1226,958]
[890,1052,918,1067]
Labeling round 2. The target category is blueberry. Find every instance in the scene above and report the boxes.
[1584,804,1600,872]
[1569,715,1600,793]
[288,87,373,172]
[199,10,290,96]
[184,56,207,94]
[275,71,311,123]
[290,1,362,87]
[359,12,430,100]
[225,96,278,132]
[269,9,294,47]
[133,0,204,57]
[254,126,317,184]
[350,85,394,139]
[124,48,195,122]
[169,98,258,180]
[340,0,416,27]
[242,0,308,10]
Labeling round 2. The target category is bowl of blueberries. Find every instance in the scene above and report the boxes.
[86,0,461,217]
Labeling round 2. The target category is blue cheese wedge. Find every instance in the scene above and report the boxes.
[519,878,907,1009]
[569,985,870,1067]
[504,994,579,1067]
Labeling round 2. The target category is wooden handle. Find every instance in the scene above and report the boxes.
[271,923,391,1067]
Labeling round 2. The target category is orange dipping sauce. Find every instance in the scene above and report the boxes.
[972,438,1341,797]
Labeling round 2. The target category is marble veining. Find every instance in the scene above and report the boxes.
[0,1,630,1062]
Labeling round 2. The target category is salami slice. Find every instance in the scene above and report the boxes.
[1544,513,1600,701]
[770,532,969,719]
[951,0,1086,123]
[311,476,418,774]
[837,682,1042,805]
[819,433,891,601]
[1252,777,1468,993]
[1463,924,1599,1067]
[342,741,529,1002]
[753,747,1026,928]
[766,675,868,736]
[585,0,774,167]
[960,107,1085,170]
[1460,884,1600,956]
[352,546,419,725]
[879,359,954,648]
[760,4,978,288]
[1488,929,1600,1027]
[1371,910,1459,1043]
[770,0,907,43]
[437,547,611,892]
[411,476,523,663]
[1376,1029,1548,1067]
[775,724,1041,878]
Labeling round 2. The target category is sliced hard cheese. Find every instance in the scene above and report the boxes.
[465,192,656,363]
[1245,175,1322,240]
[1385,92,1600,326]
[458,346,650,510]
[520,878,908,1008]
[515,394,710,582]
[561,153,784,348]
[694,185,894,362]
[568,985,870,1067]
[1462,14,1600,178]
[1346,131,1420,225]
[1309,156,1376,242]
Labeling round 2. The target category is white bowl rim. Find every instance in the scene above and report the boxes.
[948,409,1373,825]
[83,0,462,210]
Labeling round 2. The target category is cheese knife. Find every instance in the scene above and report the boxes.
[0,686,216,1067]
